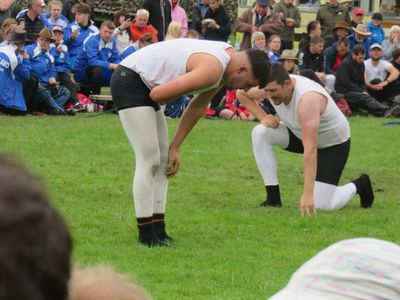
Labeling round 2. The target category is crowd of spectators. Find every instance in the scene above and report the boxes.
[1,0,400,118]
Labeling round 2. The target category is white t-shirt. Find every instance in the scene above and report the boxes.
[270,75,350,149]
[120,39,232,93]
[364,58,392,82]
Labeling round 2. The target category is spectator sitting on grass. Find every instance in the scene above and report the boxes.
[49,25,83,111]
[26,28,72,115]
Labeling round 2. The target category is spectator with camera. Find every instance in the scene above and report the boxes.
[201,0,231,42]
[112,9,133,53]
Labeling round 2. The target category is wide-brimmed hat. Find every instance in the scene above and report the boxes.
[37,28,55,42]
[334,20,350,31]
[352,24,371,36]
[279,49,298,61]
[6,29,30,43]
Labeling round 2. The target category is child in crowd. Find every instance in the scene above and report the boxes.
[367,12,385,45]
[267,34,281,63]
[49,26,83,111]
[41,0,69,29]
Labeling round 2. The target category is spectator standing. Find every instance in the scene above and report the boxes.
[112,9,132,53]
[0,29,31,115]
[191,0,209,37]
[273,0,301,51]
[201,0,231,42]
[26,28,71,115]
[348,24,371,59]
[349,7,364,29]
[324,20,349,50]
[364,43,399,104]
[129,9,158,43]
[62,0,92,23]
[316,0,350,38]
[143,0,171,41]
[41,0,69,29]
[64,3,98,68]
[234,0,283,50]
[335,44,400,117]
[367,13,385,45]
[382,25,400,60]
[49,26,82,111]
[74,20,120,96]
[0,0,19,27]
[16,0,45,45]
[171,0,188,37]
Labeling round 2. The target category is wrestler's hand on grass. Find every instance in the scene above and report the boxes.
[166,147,180,177]
[261,115,280,128]
[299,194,316,216]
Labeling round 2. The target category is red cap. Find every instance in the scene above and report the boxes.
[352,7,364,15]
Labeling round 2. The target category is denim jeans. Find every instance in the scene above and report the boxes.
[37,84,70,111]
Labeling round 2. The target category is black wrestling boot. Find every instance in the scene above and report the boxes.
[352,174,374,208]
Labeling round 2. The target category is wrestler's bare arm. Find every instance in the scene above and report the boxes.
[149,54,224,103]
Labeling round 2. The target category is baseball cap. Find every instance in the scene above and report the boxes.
[256,0,269,6]
[370,43,382,50]
[352,7,364,15]
[372,12,383,21]
[52,26,64,33]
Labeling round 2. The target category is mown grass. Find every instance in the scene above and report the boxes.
[1,114,399,299]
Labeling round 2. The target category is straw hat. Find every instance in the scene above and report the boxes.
[352,24,371,36]
[279,49,298,61]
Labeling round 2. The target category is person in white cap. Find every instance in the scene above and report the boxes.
[269,238,400,300]
[364,43,399,104]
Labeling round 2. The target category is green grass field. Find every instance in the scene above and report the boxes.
[1,114,399,299]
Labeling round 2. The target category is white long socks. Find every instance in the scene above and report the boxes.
[252,123,357,211]
[119,107,169,218]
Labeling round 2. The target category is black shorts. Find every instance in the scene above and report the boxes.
[110,66,160,112]
[285,129,350,185]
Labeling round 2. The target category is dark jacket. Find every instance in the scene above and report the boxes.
[335,56,366,93]
[192,0,209,33]
[324,43,350,74]
[143,0,172,42]
[202,6,231,42]
[316,3,351,38]
[16,11,45,45]
[298,47,325,72]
